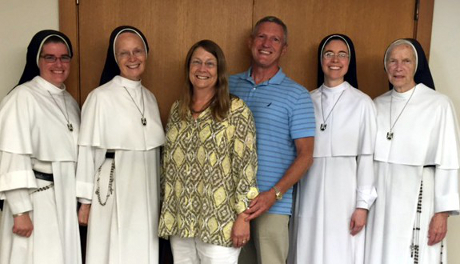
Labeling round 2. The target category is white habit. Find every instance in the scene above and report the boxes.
[76,75,165,264]
[291,82,377,264]
[365,84,460,264]
[0,76,81,264]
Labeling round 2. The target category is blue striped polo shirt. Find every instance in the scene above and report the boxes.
[229,68,315,215]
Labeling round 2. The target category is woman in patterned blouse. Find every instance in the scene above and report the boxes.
[158,39,259,264]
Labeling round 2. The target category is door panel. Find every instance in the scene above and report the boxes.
[254,0,415,98]
[78,0,253,122]
[61,0,433,122]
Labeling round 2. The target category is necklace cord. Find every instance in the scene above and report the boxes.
[47,91,73,131]
[389,87,416,133]
[123,86,147,125]
[190,95,216,114]
[320,88,345,125]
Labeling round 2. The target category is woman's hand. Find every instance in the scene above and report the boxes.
[78,204,91,226]
[349,208,368,236]
[231,212,250,248]
[13,212,33,237]
[428,212,449,245]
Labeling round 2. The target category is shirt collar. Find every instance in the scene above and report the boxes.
[241,67,286,86]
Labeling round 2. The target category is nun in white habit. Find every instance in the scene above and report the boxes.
[0,30,81,264]
[365,39,460,264]
[289,34,377,264]
[76,26,165,264]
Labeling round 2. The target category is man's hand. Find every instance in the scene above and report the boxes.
[244,190,277,221]
[12,212,33,237]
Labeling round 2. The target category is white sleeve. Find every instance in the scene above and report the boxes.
[4,189,32,214]
[0,151,36,214]
[434,168,459,215]
[75,146,106,203]
[356,154,377,210]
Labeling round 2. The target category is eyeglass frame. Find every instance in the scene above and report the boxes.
[190,59,217,69]
[40,54,72,63]
[322,51,349,60]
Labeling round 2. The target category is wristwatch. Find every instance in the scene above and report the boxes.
[273,186,283,200]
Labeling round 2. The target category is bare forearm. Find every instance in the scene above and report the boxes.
[274,137,314,194]
[245,137,313,221]
[275,156,311,194]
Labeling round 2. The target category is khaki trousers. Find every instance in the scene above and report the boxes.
[238,213,290,264]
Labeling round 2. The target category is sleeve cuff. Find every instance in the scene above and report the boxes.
[76,181,94,201]
[234,187,259,214]
[4,189,33,214]
[78,198,92,204]
[356,186,377,209]
[435,193,460,214]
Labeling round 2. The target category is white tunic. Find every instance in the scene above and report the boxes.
[365,84,460,264]
[0,76,81,264]
[290,82,377,264]
[76,75,165,264]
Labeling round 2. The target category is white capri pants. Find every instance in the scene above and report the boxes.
[170,236,241,264]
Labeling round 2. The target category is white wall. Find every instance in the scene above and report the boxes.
[0,0,59,222]
[430,0,460,261]
[0,0,59,99]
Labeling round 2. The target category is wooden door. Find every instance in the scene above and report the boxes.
[62,0,253,123]
[254,0,433,98]
[60,0,434,123]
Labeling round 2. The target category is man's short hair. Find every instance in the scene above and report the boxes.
[252,16,288,45]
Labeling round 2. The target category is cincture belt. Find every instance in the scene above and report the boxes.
[105,152,115,159]
[33,170,54,182]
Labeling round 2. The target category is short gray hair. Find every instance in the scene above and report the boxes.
[252,16,288,45]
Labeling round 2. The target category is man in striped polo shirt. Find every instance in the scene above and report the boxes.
[229,16,315,264]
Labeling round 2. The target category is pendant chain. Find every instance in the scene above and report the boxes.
[320,88,345,131]
[190,95,215,114]
[123,86,147,126]
[387,87,416,140]
[47,91,73,131]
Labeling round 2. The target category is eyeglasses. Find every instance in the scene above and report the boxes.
[117,49,146,59]
[323,51,349,60]
[190,59,217,69]
[40,54,71,63]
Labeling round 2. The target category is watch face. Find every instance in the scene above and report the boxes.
[276,192,282,200]
[273,186,282,200]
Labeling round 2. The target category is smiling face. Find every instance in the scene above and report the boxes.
[188,47,218,92]
[321,39,349,87]
[385,44,417,92]
[115,32,146,81]
[249,22,287,70]
[38,42,71,88]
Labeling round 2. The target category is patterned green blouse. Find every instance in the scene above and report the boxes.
[158,97,258,247]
